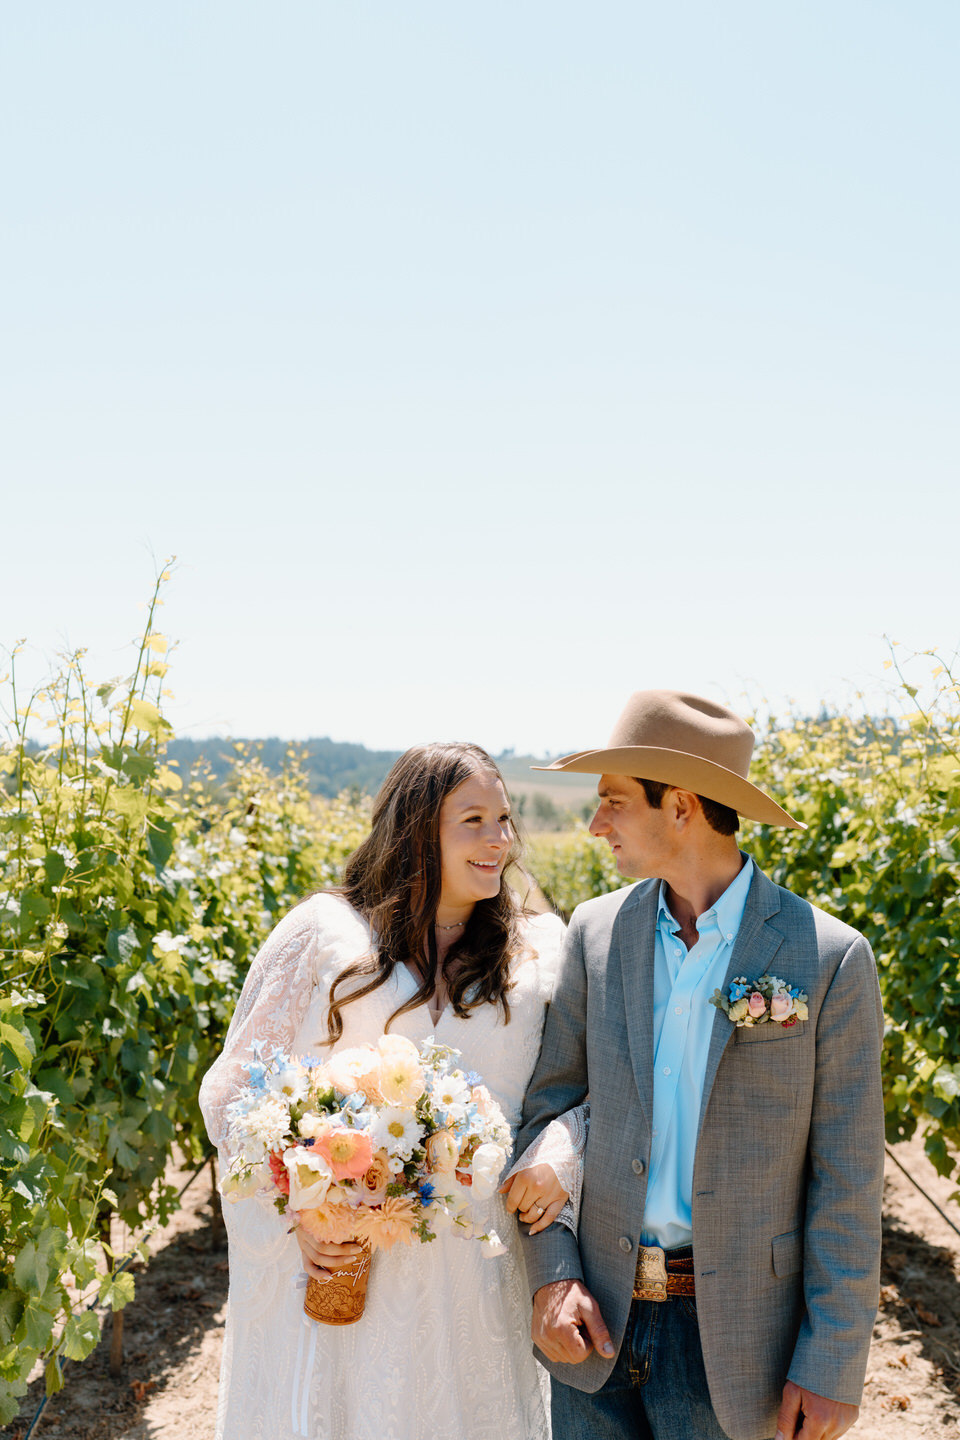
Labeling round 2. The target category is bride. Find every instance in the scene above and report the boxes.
[199,741,570,1440]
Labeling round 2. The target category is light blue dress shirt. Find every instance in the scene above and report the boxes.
[640,855,754,1251]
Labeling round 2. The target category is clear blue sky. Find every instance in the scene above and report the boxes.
[2,2,957,755]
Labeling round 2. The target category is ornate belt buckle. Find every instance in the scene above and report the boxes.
[634,1245,668,1302]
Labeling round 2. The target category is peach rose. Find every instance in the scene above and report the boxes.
[770,993,794,1023]
[747,991,767,1019]
[357,1149,393,1205]
[425,1130,460,1174]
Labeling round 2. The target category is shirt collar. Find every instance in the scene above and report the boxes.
[657,853,754,940]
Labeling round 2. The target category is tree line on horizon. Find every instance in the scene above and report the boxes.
[165,735,402,797]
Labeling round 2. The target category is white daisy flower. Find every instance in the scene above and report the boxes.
[431,1072,471,1110]
[369,1106,424,1160]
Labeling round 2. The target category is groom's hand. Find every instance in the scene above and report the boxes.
[532,1279,615,1365]
[775,1380,859,1440]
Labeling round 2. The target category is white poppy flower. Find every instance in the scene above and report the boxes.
[283,1146,335,1209]
[377,1036,425,1107]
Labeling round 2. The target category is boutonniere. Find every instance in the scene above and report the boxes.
[710,974,809,1028]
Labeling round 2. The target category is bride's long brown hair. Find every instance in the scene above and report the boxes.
[325,742,528,1044]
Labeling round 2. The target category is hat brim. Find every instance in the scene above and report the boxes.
[532,746,806,831]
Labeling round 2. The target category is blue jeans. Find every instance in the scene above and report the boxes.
[550,1293,757,1440]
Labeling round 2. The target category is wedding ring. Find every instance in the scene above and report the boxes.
[534,1205,544,1215]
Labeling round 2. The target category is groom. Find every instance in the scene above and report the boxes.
[513,691,884,1440]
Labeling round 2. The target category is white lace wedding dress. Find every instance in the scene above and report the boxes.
[199,892,564,1440]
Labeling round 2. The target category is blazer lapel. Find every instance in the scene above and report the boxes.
[618,882,659,1131]
[696,865,786,1138]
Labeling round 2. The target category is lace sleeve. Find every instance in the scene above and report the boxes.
[504,1103,589,1234]
[198,897,321,1151]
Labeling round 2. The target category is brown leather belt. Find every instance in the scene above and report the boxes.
[633,1245,696,1301]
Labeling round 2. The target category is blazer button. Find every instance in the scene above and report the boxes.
[619,1236,633,1253]
[632,1158,645,1176]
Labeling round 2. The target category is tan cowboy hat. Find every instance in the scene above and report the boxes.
[534,689,805,830]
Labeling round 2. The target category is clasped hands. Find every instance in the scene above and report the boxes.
[498,1161,568,1234]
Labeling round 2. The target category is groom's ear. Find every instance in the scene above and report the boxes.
[669,788,699,829]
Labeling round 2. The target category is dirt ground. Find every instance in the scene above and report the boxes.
[4,1139,960,1440]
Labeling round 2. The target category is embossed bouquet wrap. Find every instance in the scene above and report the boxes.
[303,1242,371,1325]
[219,1036,512,1325]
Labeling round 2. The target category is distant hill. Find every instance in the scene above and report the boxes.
[163,737,598,827]
[164,736,402,797]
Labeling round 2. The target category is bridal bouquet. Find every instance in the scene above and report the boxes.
[219,1034,511,1323]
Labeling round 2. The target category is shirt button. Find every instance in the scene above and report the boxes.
[726,933,734,941]
[674,1006,683,1015]
[632,1158,645,1176]
[619,1236,633,1253]
[674,948,682,957]
[662,1066,671,1076]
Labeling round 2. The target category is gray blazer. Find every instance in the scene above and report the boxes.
[516,863,884,1440]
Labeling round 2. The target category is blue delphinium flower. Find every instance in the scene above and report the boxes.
[226,1094,253,1122]
[418,1180,435,1204]
[462,1103,485,1138]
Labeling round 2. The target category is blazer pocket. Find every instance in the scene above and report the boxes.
[772,1228,803,1278]
[734,1021,807,1044]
